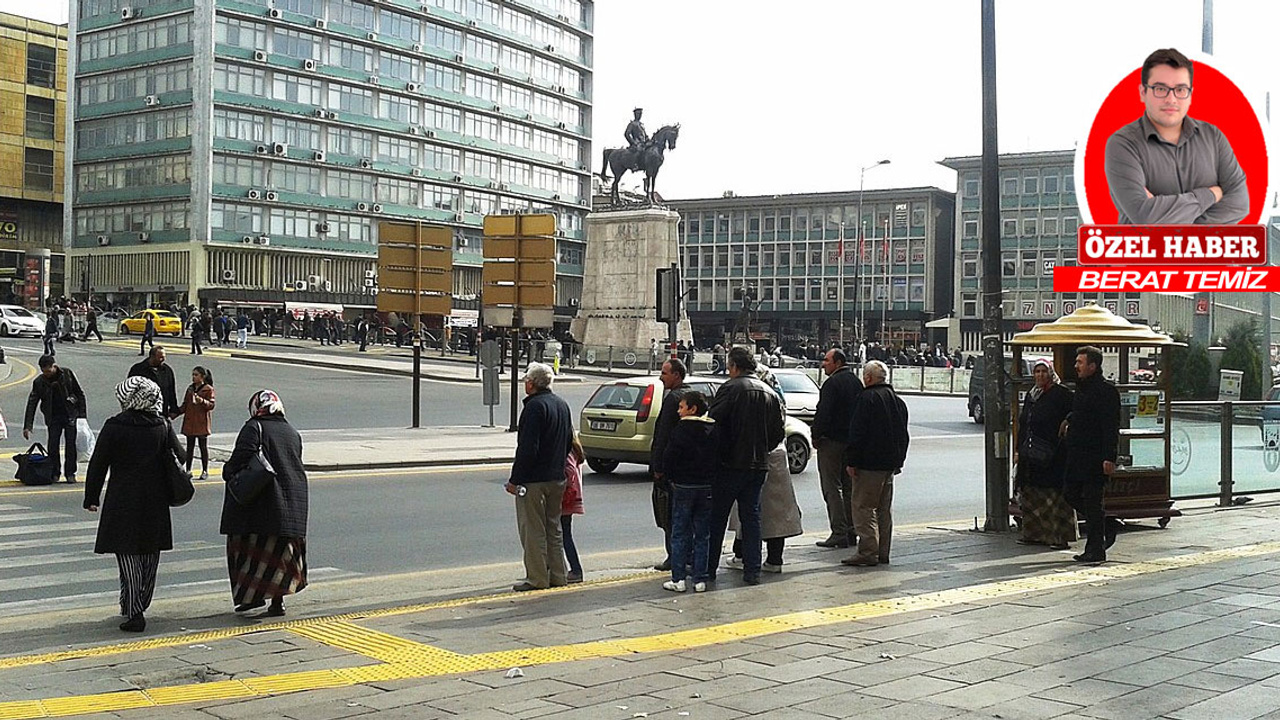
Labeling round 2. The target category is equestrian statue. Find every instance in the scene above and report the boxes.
[599,107,680,205]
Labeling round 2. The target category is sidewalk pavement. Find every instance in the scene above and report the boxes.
[2,500,1280,719]
[206,425,517,471]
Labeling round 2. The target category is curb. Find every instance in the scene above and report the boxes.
[303,454,515,472]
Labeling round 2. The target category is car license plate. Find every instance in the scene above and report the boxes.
[589,419,618,432]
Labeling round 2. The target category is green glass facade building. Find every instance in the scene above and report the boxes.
[65,0,592,317]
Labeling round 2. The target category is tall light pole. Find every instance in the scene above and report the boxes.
[851,159,890,348]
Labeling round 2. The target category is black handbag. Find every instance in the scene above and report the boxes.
[226,421,276,505]
[163,422,195,507]
[13,443,57,486]
[1020,432,1056,467]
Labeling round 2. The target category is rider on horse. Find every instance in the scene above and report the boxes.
[624,108,649,171]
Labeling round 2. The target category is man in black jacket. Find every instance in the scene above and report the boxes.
[506,362,574,591]
[648,357,689,572]
[706,347,785,585]
[128,347,180,419]
[1064,345,1121,564]
[812,348,864,548]
[23,355,88,483]
[843,360,909,567]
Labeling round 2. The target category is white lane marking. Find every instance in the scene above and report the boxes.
[0,541,219,570]
[0,557,232,592]
[0,520,98,537]
[0,511,72,524]
[912,433,984,440]
[0,535,96,552]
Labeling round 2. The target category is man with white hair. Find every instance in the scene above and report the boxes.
[842,360,909,567]
[506,362,575,591]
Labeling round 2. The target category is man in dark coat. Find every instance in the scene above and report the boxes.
[129,346,180,419]
[813,348,864,548]
[649,357,690,572]
[843,360,910,567]
[1064,345,1121,564]
[139,313,156,356]
[506,362,574,591]
[83,308,103,342]
[42,311,58,356]
[706,347,785,585]
[23,354,87,483]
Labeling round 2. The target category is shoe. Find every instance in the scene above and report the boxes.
[1072,553,1106,564]
[762,562,783,573]
[841,556,879,567]
[743,575,761,586]
[235,600,266,613]
[199,472,209,481]
[65,476,77,484]
[1104,519,1120,550]
[263,603,285,618]
[653,559,671,572]
[119,614,145,632]
[1049,543,1070,551]
[566,571,583,584]
[878,557,890,565]
[724,556,745,570]
[662,579,686,593]
[816,534,851,548]
[693,582,707,593]
[512,582,540,592]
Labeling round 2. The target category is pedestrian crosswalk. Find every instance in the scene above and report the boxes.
[0,499,353,615]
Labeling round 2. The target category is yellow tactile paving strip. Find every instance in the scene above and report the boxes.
[0,541,1276,719]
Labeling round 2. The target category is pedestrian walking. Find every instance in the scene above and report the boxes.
[648,357,690,572]
[82,308,104,342]
[357,315,370,352]
[812,348,863,549]
[138,313,156,356]
[1015,359,1077,550]
[221,390,308,616]
[179,366,215,480]
[83,376,186,632]
[561,433,585,584]
[189,314,204,355]
[1063,346,1121,564]
[235,312,249,349]
[506,362,574,591]
[842,360,910,568]
[129,347,180,419]
[23,355,87,484]
[42,311,58,356]
[660,390,717,593]
[706,347,785,585]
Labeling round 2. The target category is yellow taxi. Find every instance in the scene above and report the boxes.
[119,309,183,336]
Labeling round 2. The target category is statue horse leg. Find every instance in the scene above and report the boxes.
[599,149,613,181]
[610,165,623,204]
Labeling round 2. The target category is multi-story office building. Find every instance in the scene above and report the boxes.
[667,188,955,350]
[66,0,592,322]
[0,13,67,306]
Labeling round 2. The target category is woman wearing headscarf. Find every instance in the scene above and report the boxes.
[84,376,186,632]
[221,389,308,617]
[1015,359,1077,550]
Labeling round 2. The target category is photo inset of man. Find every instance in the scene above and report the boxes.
[1103,48,1248,225]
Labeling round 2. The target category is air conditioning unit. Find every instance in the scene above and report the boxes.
[371,203,383,213]
[420,3,431,12]
[491,104,501,112]
[424,129,436,138]
[323,280,333,292]
[453,212,464,221]
[453,54,464,62]
[364,269,376,279]
[308,274,322,286]
[544,44,555,51]
[120,6,134,19]
[137,232,150,242]
[303,59,317,71]
[409,126,420,135]
[265,190,279,201]
[272,142,288,156]
[411,43,422,52]
[492,65,500,73]
[314,18,327,28]
[357,202,370,211]
[255,144,269,154]
[242,235,255,244]
[221,268,236,283]
[486,182,497,189]
[497,183,508,190]
[313,150,326,161]
[96,235,110,246]
[143,95,160,107]
[364,278,375,287]
[253,50,268,62]
[366,32,378,41]
[247,189,262,200]
[316,222,331,233]
[411,168,422,177]
[314,108,327,118]
[326,111,337,119]
[295,280,308,291]
[552,193,561,200]
[555,85,565,93]
[268,8,282,18]
[368,76,380,85]
[451,174,462,182]
[256,235,271,246]
[556,122,567,129]
[524,114,532,120]
[359,158,373,169]
[406,82,420,92]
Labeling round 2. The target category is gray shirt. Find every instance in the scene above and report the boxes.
[1104,115,1248,224]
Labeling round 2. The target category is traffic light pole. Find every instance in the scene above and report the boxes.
[509,324,520,432]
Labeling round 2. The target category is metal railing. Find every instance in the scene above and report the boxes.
[1159,400,1280,505]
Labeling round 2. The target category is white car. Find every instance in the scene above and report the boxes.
[0,305,45,337]
[771,369,821,424]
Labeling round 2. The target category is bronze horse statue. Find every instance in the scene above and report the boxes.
[599,124,680,204]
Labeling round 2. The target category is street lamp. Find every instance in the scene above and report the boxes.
[846,159,890,351]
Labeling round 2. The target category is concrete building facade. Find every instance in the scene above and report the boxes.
[66,0,592,320]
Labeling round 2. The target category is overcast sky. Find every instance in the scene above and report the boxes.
[9,0,1277,204]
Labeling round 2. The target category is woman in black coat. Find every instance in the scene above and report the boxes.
[221,389,308,617]
[1015,360,1076,550]
[84,376,186,632]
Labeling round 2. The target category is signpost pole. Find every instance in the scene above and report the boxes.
[508,211,522,434]
[411,222,423,429]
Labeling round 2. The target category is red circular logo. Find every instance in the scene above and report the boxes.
[1080,61,1268,224]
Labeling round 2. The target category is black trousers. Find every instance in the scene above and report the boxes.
[1064,471,1106,557]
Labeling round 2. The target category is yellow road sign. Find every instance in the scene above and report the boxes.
[483,213,556,238]
[378,268,452,294]
[378,222,453,248]
[377,292,453,315]
[481,284,555,308]
[480,260,555,285]
[481,236,555,260]
[378,245,452,270]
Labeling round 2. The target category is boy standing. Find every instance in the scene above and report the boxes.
[661,391,718,593]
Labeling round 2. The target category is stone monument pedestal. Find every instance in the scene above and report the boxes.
[571,207,691,352]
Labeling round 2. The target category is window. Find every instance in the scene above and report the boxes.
[272,28,315,61]
[331,0,375,30]
[426,22,462,53]
[1002,177,1018,195]
[962,253,978,278]
[327,83,373,116]
[24,148,54,191]
[379,136,420,166]
[964,178,979,197]
[326,170,372,200]
[1023,176,1038,194]
[465,34,499,64]
[214,63,265,95]
[911,204,926,228]
[25,96,54,140]
[328,127,373,158]
[329,40,372,74]
[27,43,56,88]
[424,63,461,93]
[1063,216,1079,235]
[273,73,323,106]
[963,293,977,318]
[1021,251,1036,276]
[380,11,420,43]
[1002,218,1016,237]
[1022,218,1037,236]
[268,117,319,149]
[1002,253,1016,277]
[379,93,420,124]
[213,109,264,142]
[1043,217,1059,235]
[215,17,266,50]
[963,219,978,238]
[210,155,262,188]
[1043,174,1059,193]
[425,103,462,134]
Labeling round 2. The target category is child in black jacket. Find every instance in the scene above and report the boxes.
[661,391,718,593]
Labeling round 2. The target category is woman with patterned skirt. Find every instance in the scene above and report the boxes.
[221,389,308,617]
[1015,360,1077,550]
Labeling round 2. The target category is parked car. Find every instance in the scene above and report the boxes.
[0,305,44,337]
[968,356,1048,424]
[118,309,182,336]
[769,368,821,423]
[578,375,812,475]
